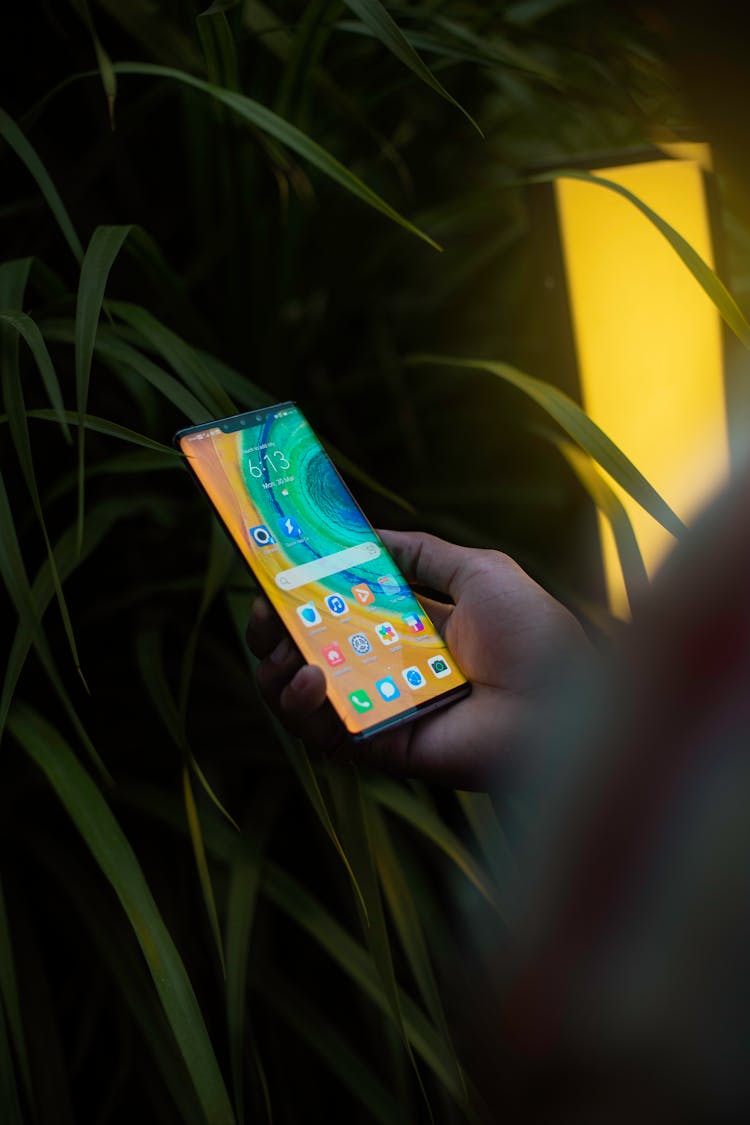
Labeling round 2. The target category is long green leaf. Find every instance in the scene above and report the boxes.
[0,262,84,686]
[556,437,649,612]
[108,301,237,418]
[0,879,31,1113]
[342,0,481,133]
[225,589,368,920]
[0,311,70,440]
[534,168,750,349]
[326,767,430,1117]
[74,224,132,549]
[364,777,509,919]
[9,408,179,455]
[255,969,405,1125]
[225,803,275,1125]
[8,704,237,1125]
[112,63,441,250]
[0,107,83,262]
[263,862,484,1118]
[368,803,466,1102]
[183,765,227,978]
[0,993,22,1125]
[408,353,686,539]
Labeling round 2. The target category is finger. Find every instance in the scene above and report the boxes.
[415,592,453,634]
[246,594,285,658]
[255,634,304,700]
[378,529,485,602]
[278,665,350,754]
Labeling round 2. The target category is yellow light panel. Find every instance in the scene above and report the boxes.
[554,152,728,616]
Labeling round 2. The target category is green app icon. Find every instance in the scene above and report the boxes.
[349,689,373,713]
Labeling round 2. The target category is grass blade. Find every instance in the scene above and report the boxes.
[183,765,227,977]
[326,766,432,1119]
[341,0,482,134]
[108,301,237,418]
[408,353,686,540]
[456,791,517,891]
[74,225,132,550]
[556,436,649,612]
[533,168,750,349]
[225,589,369,920]
[225,803,275,1125]
[364,777,509,919]
[0,107,83,263]
[8,704,237,1125]
[13,408,179,455]
[0,261,85,687]
[0,879,32,1113]
[368,802,466,1102]
[0,991,22,1125]
[0,310,70,441]
[112,63,442,250]
[255,969,405,1125]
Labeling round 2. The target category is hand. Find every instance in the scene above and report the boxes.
[246,530,590,789]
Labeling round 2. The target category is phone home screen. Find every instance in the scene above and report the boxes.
[178,404,468,737]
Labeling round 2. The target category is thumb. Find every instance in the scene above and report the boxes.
[378,529,482,601]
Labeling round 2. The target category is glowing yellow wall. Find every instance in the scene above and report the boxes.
[554,155,728,615]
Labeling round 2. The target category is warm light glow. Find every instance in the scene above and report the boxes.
[555,150,728,615]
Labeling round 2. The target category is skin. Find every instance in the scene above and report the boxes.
[246,529,590,789]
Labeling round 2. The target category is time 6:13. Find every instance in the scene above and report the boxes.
[247,450,290,478]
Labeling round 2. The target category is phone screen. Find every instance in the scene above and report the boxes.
[176,402,469,739]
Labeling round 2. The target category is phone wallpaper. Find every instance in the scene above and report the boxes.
[179,406,467,736]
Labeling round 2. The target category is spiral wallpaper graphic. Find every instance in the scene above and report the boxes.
[178,404,468,736]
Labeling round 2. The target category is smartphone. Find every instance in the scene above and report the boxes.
[175,403,470,740]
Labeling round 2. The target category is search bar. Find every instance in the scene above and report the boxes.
[275,541,381,591]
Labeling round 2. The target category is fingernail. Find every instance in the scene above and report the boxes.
[270,636,292,665]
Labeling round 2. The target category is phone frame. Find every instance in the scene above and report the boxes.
[174,402,471,741]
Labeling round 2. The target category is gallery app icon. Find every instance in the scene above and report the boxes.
[351,582,375,606]
[249,524,276,547]
[278,515,303,538]
[402,666,426,690]
[375,622,398,646]
[348,632,373,657]
[349,689,373,714]
[402,612,425,634]
[428,655,451,679]
[376,677,400,703]
[378,574,400,596]
[325,593,349,617]
[322,642,346,668]
[297,602,321,627]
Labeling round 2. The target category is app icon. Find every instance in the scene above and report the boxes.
[376,677,401,702]
[378,574,400,596]
[297,602,321,627]
[278,515,303,538]
[325,593,349,617]
[402,666,426,690]
[349,689,373,713]
[351,582,375,606]
[348,632,373,657]
[402,612,425,634]
[375,622,398,646]
[322,642,346,668]
[249,524,276,547]
[428,655,451,679]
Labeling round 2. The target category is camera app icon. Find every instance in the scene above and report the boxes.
[427,655,451,679]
